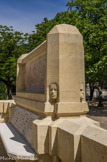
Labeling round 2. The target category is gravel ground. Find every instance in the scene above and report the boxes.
[87,101,107,130]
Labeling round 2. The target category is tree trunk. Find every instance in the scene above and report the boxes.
[98,87,103,107]
[89,84,94,101]
[7,85,12,99]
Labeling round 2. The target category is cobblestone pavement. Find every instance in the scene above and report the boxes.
[87,101,107,130]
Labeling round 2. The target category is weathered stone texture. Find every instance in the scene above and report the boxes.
[11,106,40,144]
[25,55,46,93]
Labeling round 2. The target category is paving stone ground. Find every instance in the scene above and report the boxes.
[87,101,107,130]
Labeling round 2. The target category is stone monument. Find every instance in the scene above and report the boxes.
[14,24,88,117]
[13,24,91,162]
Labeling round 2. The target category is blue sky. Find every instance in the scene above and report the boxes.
[0,0,68,33]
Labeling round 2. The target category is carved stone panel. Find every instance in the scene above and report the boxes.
[25,55,46,93]
[10,106,40,144]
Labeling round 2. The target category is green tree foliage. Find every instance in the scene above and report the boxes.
[0,0,106,105]
[67,0,107,104]
[0,82,7,99]
[0,25,26,99]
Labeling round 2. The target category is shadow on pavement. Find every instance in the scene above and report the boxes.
[87,101,107,130]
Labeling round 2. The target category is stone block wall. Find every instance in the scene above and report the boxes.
[0,100,15,122]
[81,126,107,162]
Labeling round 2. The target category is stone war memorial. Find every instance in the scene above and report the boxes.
[0,24,107,162]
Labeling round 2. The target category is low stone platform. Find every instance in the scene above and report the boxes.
[0,122,38,160]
